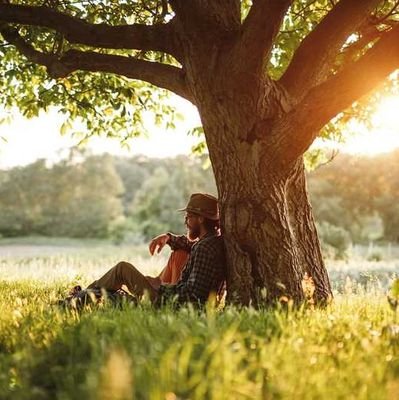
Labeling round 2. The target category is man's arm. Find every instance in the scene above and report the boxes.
[166,233,195,253]
[149,232,194,255]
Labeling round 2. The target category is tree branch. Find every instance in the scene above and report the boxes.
[0,4,178,57]
[277,24,399,166]
[0,26,193,102]
[338,24,386,67]
[238,0,293,73]
[280,0,381,99]
[375,0,399,24]
[169,0,241,30]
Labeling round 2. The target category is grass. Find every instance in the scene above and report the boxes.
[0,239,398,399]
[0,240,168,283]
[0,236,110,247]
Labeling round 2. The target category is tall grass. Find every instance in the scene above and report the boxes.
[0,242,398,399]
[0,281,398,399]
[0,242,168,284]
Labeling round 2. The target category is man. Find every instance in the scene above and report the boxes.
[84,193,226,306]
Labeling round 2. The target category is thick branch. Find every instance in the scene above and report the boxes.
[280,0,381,99]
[1,27,193,102]
[0,4,178,57]
[277,25,399,166]
[169,0,241,31]
[238,0,292,73]
[339,24,386,67]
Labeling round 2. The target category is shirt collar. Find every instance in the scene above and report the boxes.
[198,231,218,242]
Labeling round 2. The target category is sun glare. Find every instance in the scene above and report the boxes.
[340,95,399,155]
[372,95,399,129]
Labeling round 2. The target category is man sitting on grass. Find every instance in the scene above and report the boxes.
[69,193,226,307]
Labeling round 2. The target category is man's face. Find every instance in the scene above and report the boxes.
[185,212,202,240]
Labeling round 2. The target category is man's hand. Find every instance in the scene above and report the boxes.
[149,233,170,255]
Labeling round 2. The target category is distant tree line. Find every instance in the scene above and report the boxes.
[0,150,398,254]
[0,155,124,238]
[0,153,216,240]
[308,150,399,257]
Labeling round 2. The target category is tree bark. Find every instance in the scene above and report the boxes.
[192,87,333,306]
[218,162,333,305]
[285,161,332,304]
[216,156,332,306]
[169,11,334,305]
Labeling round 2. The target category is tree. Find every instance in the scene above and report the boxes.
[129,156,216,239]
[114,156,152,214]
[44,155,124,237]
[0,159,51,236]
[308,151,399,244]
[0,155,124,238]
[1,1,399,304]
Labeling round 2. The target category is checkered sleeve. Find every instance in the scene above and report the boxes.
[167,233,195,252]
[175,240,220,303]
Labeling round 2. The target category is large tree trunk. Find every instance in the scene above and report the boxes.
[172,9,333,305]
[219,158,332,306]
[196,99,333,306]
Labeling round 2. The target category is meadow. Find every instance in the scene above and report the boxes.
[0,238,398,400]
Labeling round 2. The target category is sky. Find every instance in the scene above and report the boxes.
[1,94,399,169]
[0,96,201,169]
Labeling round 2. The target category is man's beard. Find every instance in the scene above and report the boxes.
[187,225,201,240]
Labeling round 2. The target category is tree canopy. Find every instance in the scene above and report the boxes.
[1,1,399,146]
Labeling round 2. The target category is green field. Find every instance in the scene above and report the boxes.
[0,239,398,399]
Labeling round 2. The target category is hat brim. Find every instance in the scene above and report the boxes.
[177,207,219,220]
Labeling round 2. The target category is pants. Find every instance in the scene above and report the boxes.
[87,250,189,302]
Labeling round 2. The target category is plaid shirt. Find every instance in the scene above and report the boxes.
[158,232,226,304]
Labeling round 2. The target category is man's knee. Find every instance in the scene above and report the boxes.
[115,261,133,275]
